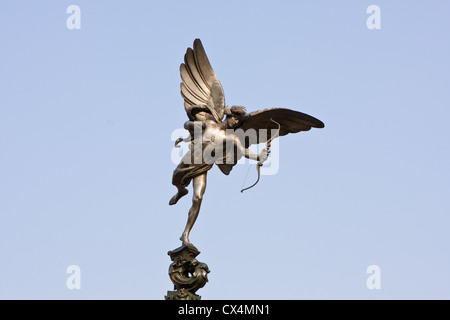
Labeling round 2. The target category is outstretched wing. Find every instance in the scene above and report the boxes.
[238,108,325,146]
[180,39,225,122]
[216,107,324,176]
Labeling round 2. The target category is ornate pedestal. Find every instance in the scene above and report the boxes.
[165,244,210,300]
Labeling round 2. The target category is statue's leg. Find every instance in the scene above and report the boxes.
[169,186,189,206]
[180,172,207,246]
[169,161,190,206]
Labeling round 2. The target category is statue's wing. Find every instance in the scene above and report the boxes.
[216,108,324,176]
[180,39,225,122]
[238,108,324,147]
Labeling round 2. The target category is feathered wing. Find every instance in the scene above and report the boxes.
[238,108,324,147]
[180,39,225,122]
[217,108,324,175]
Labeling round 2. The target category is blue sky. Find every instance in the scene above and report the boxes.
[1,1,449,299]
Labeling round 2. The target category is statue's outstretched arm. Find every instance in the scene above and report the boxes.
[174,121,200,148]
[233,136,269,162]
[174,135,191,148]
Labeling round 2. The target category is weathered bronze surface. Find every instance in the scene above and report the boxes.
[166,39,324,299]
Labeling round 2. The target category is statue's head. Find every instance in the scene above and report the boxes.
[226,106,246,128]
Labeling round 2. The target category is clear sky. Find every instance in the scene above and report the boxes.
[1,1,449,299]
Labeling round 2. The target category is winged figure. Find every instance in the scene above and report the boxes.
[170,39,324,248]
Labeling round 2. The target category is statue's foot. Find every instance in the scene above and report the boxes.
[179,235,198,251]
[180,235,190,246]
[169,188,188,205]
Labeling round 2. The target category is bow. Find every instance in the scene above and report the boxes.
[241,118,281,193]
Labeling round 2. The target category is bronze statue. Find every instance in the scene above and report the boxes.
[166,38,324,300]
[169,39,324,248]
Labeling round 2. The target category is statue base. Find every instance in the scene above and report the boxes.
[164,244,210,300]
[165,288,202,300]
